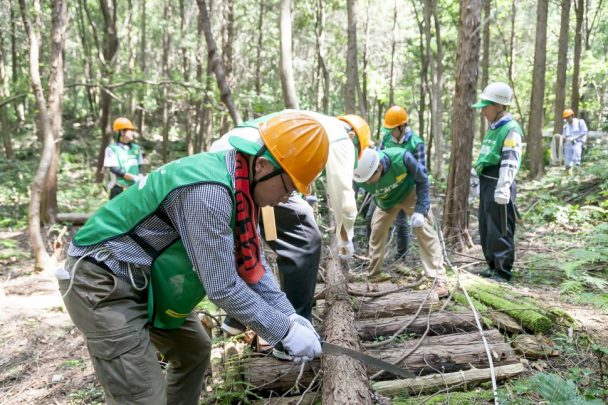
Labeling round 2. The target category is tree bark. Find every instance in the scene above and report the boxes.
[197,0,242,125]
[76,0,97,118]
[161,2,171,163]
[442,0,481,250]
[361,1,371,121]
[94,0,119,183]
[19,0,66,271]
[345,0,361,115]
[571,0,584,114]
[411,0,427,143]
[41,0,68,225]
[431,0,444,177]
[0,31,13,159]
[479,0,490,140]
[10,1,26,123]
[321,258,372,404]
[254,0,264,96]
[179,0,193,156]
[552,0,571,136]
[135,0,146,132]
[279,0,299,109]
[356,311,479,340]
[314,0,330,114]
[222,0,235,88]
[373,363,526,396]
[387,0,397,107]
[526,0,549,179]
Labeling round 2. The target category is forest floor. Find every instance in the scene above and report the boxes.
[1,136,607,404]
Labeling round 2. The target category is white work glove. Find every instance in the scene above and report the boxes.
[411,212,425,228]
[337,240,354,260]
[494,189,510,205]
[130,174,144,184]
[281,318,322,363]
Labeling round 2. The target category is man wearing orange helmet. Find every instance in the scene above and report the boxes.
[363,106,427,263]
[562,108,588,175]
[104,117,145,199]
[58,112,329,404]
[211,110,371,359]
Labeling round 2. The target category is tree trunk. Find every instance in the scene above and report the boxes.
[279,0,299,109]
[76,0,97,118]
[526,0,549,179]
[506,0,525,130]
[161,3,171,163]
[387,0,397,107]
[315,0,330,114]
[135,0,146,132]
[442,0,481,250]
[179,0,193,156]
[19,0,66,271]
[222,0,235,88]
[356,311,478,340]
[197,0,241,125]
[254,0,264,96]
[10,2,26,123]
[479,0,490,140]
[571,0,584,114]
[94,0,119,183]
[361,1,371,121]
[0,31,13,159]
[432,0,444,177]
[345,0,361,114]
[552,0,571,136]
[411,0,427,141]
[322,257,372,404]
[41,0,68,225]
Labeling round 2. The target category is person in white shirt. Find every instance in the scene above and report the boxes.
[562,108,588,175]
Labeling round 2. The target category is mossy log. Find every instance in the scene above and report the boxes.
[317,290,439,319]
[372,362,526,396]
[465,288,552,334]
[356,311,479,340]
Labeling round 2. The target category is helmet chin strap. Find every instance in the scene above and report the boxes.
[250,145,284,198]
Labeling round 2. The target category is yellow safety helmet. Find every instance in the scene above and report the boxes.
[112,117,137,132]
[562,108,574,119]
[337,114,371,159]
[383,106,408,129]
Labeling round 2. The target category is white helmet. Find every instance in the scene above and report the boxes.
[475,82,513,106]
[354,148,380,183]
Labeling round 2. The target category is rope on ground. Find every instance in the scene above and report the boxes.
[435,215,499,405]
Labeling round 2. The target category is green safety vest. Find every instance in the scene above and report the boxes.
[74,151,236,329]
[356,148,415,210]
[381,127,424,153]
[474,120,523,174]
[109,143,142,188]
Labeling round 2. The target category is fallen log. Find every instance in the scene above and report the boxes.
[322,252,372,403]
[372,362,527,396]
[356,311,479,340]
[56,213,91,225]
[512,334,560,359]
[317,290,440,319]
[240,331,515,391]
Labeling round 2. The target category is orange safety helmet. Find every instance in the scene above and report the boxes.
[383,106,408,128]
[113,117,137,132]
[562,108,574,119]
[258,112,329,194]
[337,114,371,159]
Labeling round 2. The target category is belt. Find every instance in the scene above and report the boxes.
[82,255,111,271]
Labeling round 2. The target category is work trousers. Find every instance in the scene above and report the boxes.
[478,170,517,280]
[365,200,410,258]
[225,195,321,330]
[367,189,445,281]
[59,257,211,405]
[564,140,584,168]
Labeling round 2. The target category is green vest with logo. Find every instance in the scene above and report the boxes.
[109,142,142,188]
[381,127,424,153]
[474,120,523,174]
[74,151,236,329]
[357,148,415,210]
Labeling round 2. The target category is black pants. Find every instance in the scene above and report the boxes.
[225,196,321,327]
[109,185,124,200]
[479,167,516,280]
[365,200,410,258]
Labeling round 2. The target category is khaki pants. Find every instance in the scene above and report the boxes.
[368,189,446,282]
[59,257,211,405]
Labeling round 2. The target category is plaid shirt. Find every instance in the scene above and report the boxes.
[68,149,293,344]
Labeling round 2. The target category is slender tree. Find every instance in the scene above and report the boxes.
[254,0,265,96]
[279,0,299,109]
[197,0,241,125]
[387,0,397,107]
[411,0,428,142]
[552,0,571,136]
[19,0,67,271]
[479,0,491,140]
[571,0,584,113]
[315,0,330,114]
[443,0,482,250]
[161,2,171,162]
[0,31,13,159]
[527,0,549,179]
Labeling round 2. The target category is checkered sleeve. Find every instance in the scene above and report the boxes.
[164,183,291,346]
